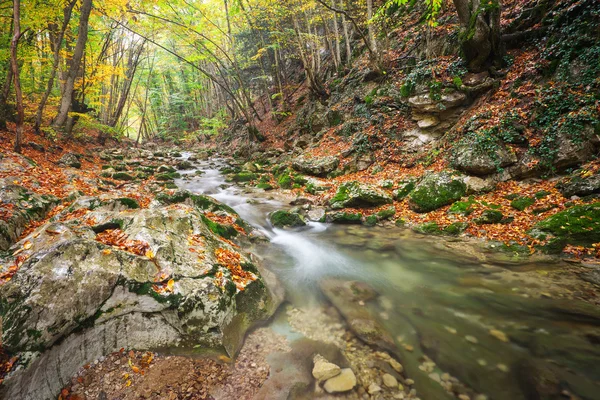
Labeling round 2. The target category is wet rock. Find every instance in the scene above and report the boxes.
[353,152,375,171]
[475,209,504,225]
[393,178,418,200]
[463,176,496,194]
[451,138,517,176]
[270,210,306,228]
[323,368,356,393]
[330,181,393,209]
[0,195,279,400]
[312,354,341,381]
[408,171,467,213]
[292,156,339,177]
[368,383,382,394]
[176,160,193,170]
[28,141,45,152]
[58,152,82,169]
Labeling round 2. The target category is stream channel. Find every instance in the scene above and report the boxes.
[176,156,600,400]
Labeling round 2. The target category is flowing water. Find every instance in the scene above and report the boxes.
[177,158,600,400]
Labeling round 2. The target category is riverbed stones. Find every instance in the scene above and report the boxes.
[312,354,341,381]
[269,210,306,228]
[292,156,339,177]
[330,181,393,209]
[383,373,399,388]
[323,368,356,393]
[0,194,279,400]
[408,171,467,213]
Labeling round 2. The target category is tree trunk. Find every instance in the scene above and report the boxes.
[34,0,76,133]
[366,0,378,56]
[53,0,93,128]
[331,0,342,69]
[452,0,502,72]
[10,0,24,153]
[340,0,352,64]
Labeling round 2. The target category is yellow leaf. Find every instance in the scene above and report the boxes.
[131,366,140,373]
[102,249,112,255]
[23,241,32,250]
[145,249,155,259]
[126,379,132,387]
[166,279,175,292]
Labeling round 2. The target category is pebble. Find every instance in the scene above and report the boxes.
[489,329,509,342]
[368,383,382,394]
[458,395,470,400]
[312,354,341,381]
[323,368,357,393]
[403,344,414,352]
[383,373,398,388]
[465,335,478,344]
[441,373,451,382]
[497,363,509,372]
[444,326,457,334]
[428,373,441,383]
[405,379,414,386]
[398,383,404,391]
[389,359,403,373]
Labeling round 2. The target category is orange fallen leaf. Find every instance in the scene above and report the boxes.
[23,241,32,250]
[102,249,112,255]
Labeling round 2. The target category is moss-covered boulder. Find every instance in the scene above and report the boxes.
[176,160,194,170]
[475,209,504,224]
[112,172,135,181]
[408,171,467,213]
[329,181,392,209]
[510,196,536,211]
[393,178,417,200]
[269,210,306,228]
[292,156,339,177]
[227,172,258,183]
[157,165,176,173]
[530,203,600,251]
[0,195,279,399]
[326,211,363,224]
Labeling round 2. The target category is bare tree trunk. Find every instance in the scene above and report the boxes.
[331,0,342,69]
[366,0,378,55]
[10,0,23,153]
[34,0,76,133]
[109,40,145,127]
[340,0,352,64]
[452,0,502,72]
[53,0,93,128]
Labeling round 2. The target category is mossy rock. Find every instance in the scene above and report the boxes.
[113,198,140,209]
[443,222,469,235]
[531,203,600,251]
[157,165,176,173]
[327,212,363,224]
[112,172,135,181]
[475,209,504,224]
[330,181,392,209]
[413,222,442,235]
[381,180,394,190]
[155,172,180,182]
[256,183,274,191]
[448,197,477,216]
[377,207,396,221]
[364,215,378,227]
[393,179,417,201]
[408,171,466,213]
[227,172,258,183]
[269,210,306,228]
[511,196,536,211]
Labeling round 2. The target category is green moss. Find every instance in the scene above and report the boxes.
[156,172,181,181]
[409,173,467,213]
[364,215,378,226]
[277,173,293,189]
[475,209,504,224]
[395,218,406,226]
[511,196,536,211]
[448,197,477,216]
[228,172,258,183]
[393,180,416,200]
[532,203,600,250]
[111,172,135,181]
[256,183,274,190]
[269,210,306,228]
[381,180,394,189]
[328,212,363,224]
[535,190,551,199]
[443,222,469,235]
[413,222,442,235]
[377,207,396,221]
[115,197,140,209]
[201,215,238,239]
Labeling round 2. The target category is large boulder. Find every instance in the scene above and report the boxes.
[408,171,467,212]
[58,152,82,169]
[329,181,393,209]
[292,156,339,177]
[0,194,280,399]
[451,138,517,176]
[0,180,59,250]
[408,91,467,113]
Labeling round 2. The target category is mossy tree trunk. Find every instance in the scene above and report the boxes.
[452,0,502,72]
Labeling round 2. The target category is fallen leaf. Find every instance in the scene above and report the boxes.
[23,241,32,250]
[102,249,112,255]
